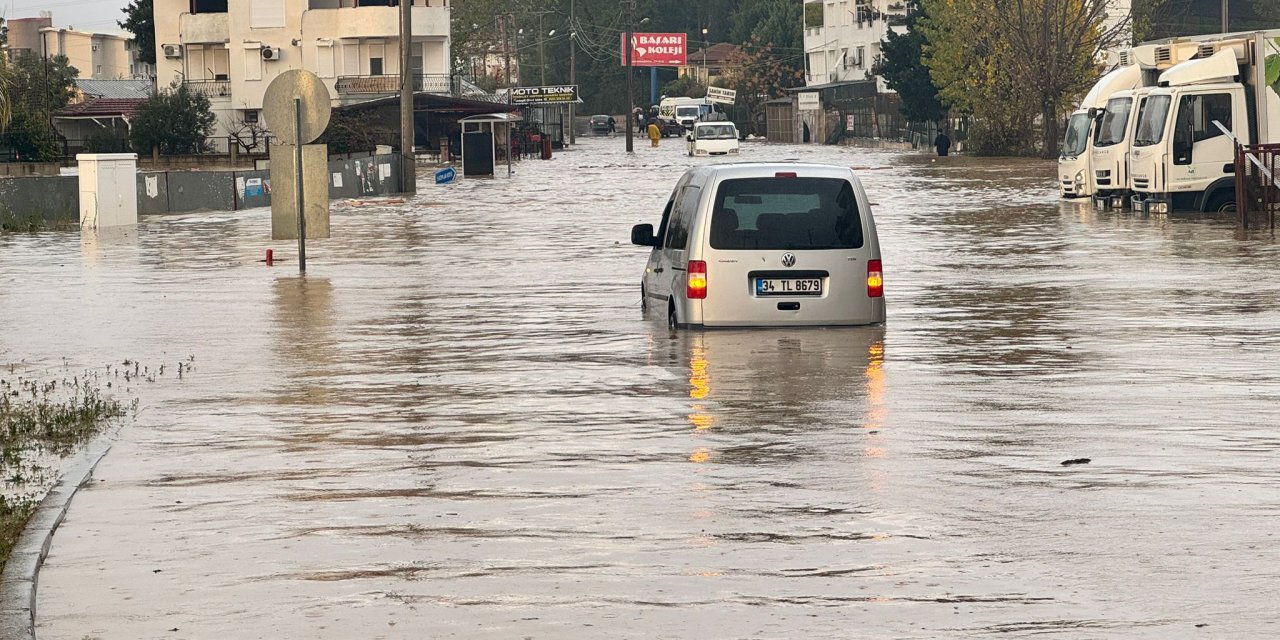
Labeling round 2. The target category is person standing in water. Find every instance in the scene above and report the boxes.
[648,120,662,148]
[934,130,952,156]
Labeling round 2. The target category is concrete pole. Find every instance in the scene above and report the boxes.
[569,0,576,145]
[503,14,512,89]
[1221,0,1228,31]
[625,0,634,153]
[399,0,415,194]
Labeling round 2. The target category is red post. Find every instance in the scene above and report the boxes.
[265,249,274,265]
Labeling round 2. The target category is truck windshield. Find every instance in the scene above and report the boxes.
[1061,113,1091,157]
[710,177,863,250]
[1133,95,1171,147]
[1094,97,1133,147]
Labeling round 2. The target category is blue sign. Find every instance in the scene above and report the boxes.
[435,167,456,184]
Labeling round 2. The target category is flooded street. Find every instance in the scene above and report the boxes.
[5,137,1280,638]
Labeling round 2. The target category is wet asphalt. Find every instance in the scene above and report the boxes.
[3,136,1279,638]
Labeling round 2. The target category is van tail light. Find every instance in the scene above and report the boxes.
[687,260,708,299]
[866,259,883,298]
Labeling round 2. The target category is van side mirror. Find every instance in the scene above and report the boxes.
[1088,107,1100,119]
[631,223,656,247]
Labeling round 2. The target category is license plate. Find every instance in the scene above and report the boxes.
[755,278,823,296]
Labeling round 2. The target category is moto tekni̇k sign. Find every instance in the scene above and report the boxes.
[621,33,688,66]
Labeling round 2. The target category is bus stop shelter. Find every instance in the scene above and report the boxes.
[459,112,523,178]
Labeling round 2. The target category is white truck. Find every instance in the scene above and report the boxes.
[1129,31,1280,214]
[1060,62,1145,198]
[659,97,714,129]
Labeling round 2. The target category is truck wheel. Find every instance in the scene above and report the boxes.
[667,300,678,330]
[1205,191,1237,213]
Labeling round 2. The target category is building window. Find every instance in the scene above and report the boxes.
[244,110,259,123]
[369,57,384,76]
[191,0,229,13]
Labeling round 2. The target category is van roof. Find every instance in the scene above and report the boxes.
[684,163,856,180]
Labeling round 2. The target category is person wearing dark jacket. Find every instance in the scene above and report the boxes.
[934,131,952,156]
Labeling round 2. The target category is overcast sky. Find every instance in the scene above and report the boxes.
[4,0,130,35]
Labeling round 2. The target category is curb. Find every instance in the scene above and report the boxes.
[0,438,113,640]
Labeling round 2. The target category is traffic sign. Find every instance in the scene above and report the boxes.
[263,69,332,146]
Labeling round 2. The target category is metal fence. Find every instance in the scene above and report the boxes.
[1236,143,1280,229]
[335,73,465,96]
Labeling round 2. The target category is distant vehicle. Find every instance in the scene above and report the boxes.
[630,163,885,328]
[589,114,613,135]
[688,122,740,156]
[656,118,684,137]
[659,97,714,129]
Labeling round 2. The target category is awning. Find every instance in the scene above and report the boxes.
[458,113,524,124]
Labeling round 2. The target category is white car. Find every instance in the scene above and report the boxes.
[688,122,740,157]
[631,163,885,328]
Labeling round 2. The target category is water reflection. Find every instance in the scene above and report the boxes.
[658,327,887,467]
[271,276,337,406]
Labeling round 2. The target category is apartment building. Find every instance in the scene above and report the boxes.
[6,14,152,80]
[153,0,451,136]
[803,0,906,91]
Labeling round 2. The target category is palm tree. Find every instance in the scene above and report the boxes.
[0,54,12,134]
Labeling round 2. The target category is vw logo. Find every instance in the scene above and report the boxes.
[781,253,796,267]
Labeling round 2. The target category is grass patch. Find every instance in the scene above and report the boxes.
[0,368,130,572]
[0,214,79,233]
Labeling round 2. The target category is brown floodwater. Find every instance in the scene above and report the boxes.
[3,137,1279,638]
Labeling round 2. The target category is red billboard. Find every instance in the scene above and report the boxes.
[621,32,688,67]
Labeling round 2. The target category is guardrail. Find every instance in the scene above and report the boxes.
[336,74,463,95]
[1216,120,1280,229]
[183,80,231,98]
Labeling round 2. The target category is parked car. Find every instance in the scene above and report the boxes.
[630,163,884,328]
[590,114,614,135]
[688,122,740,157]
[656,118,684,137]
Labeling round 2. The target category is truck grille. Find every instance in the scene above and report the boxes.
[1133,177,1149,189]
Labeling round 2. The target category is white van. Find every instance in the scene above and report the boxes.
[630,163,885,328]
[688,122,740,156]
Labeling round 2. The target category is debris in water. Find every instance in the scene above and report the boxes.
[1061,458,1091,466]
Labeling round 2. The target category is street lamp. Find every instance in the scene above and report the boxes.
[701,28,709,86]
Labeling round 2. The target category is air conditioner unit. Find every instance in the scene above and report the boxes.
[261,47,280,61]
[162,44,183,58]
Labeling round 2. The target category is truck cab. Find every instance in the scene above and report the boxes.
[1059,64,1143,198]
[1089,87,1151,209]
[1129,41,1278,214]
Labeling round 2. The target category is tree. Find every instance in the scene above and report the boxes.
[721,34,805,136]
[320,110,395,155]
[873,1,948,124]
[130,83,216,155]
[0,52,77,160]
[661,74,707,99]
[921,0,1128,156]
[0,51,11,134]
[119,0,156,66]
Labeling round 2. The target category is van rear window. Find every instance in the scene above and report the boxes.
[709,177,863,250]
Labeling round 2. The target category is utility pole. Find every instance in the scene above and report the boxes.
[538,13,547,86]
[1221,0,1228,31]
[399,0,415,194]
[502,14,512,90]
[569,0,577,145]
[624,0,634,153]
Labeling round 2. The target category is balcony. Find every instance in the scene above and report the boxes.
[184,80,231,98]
[336,74,458,95]
[179,13,229,44]
[302,2,449,40]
